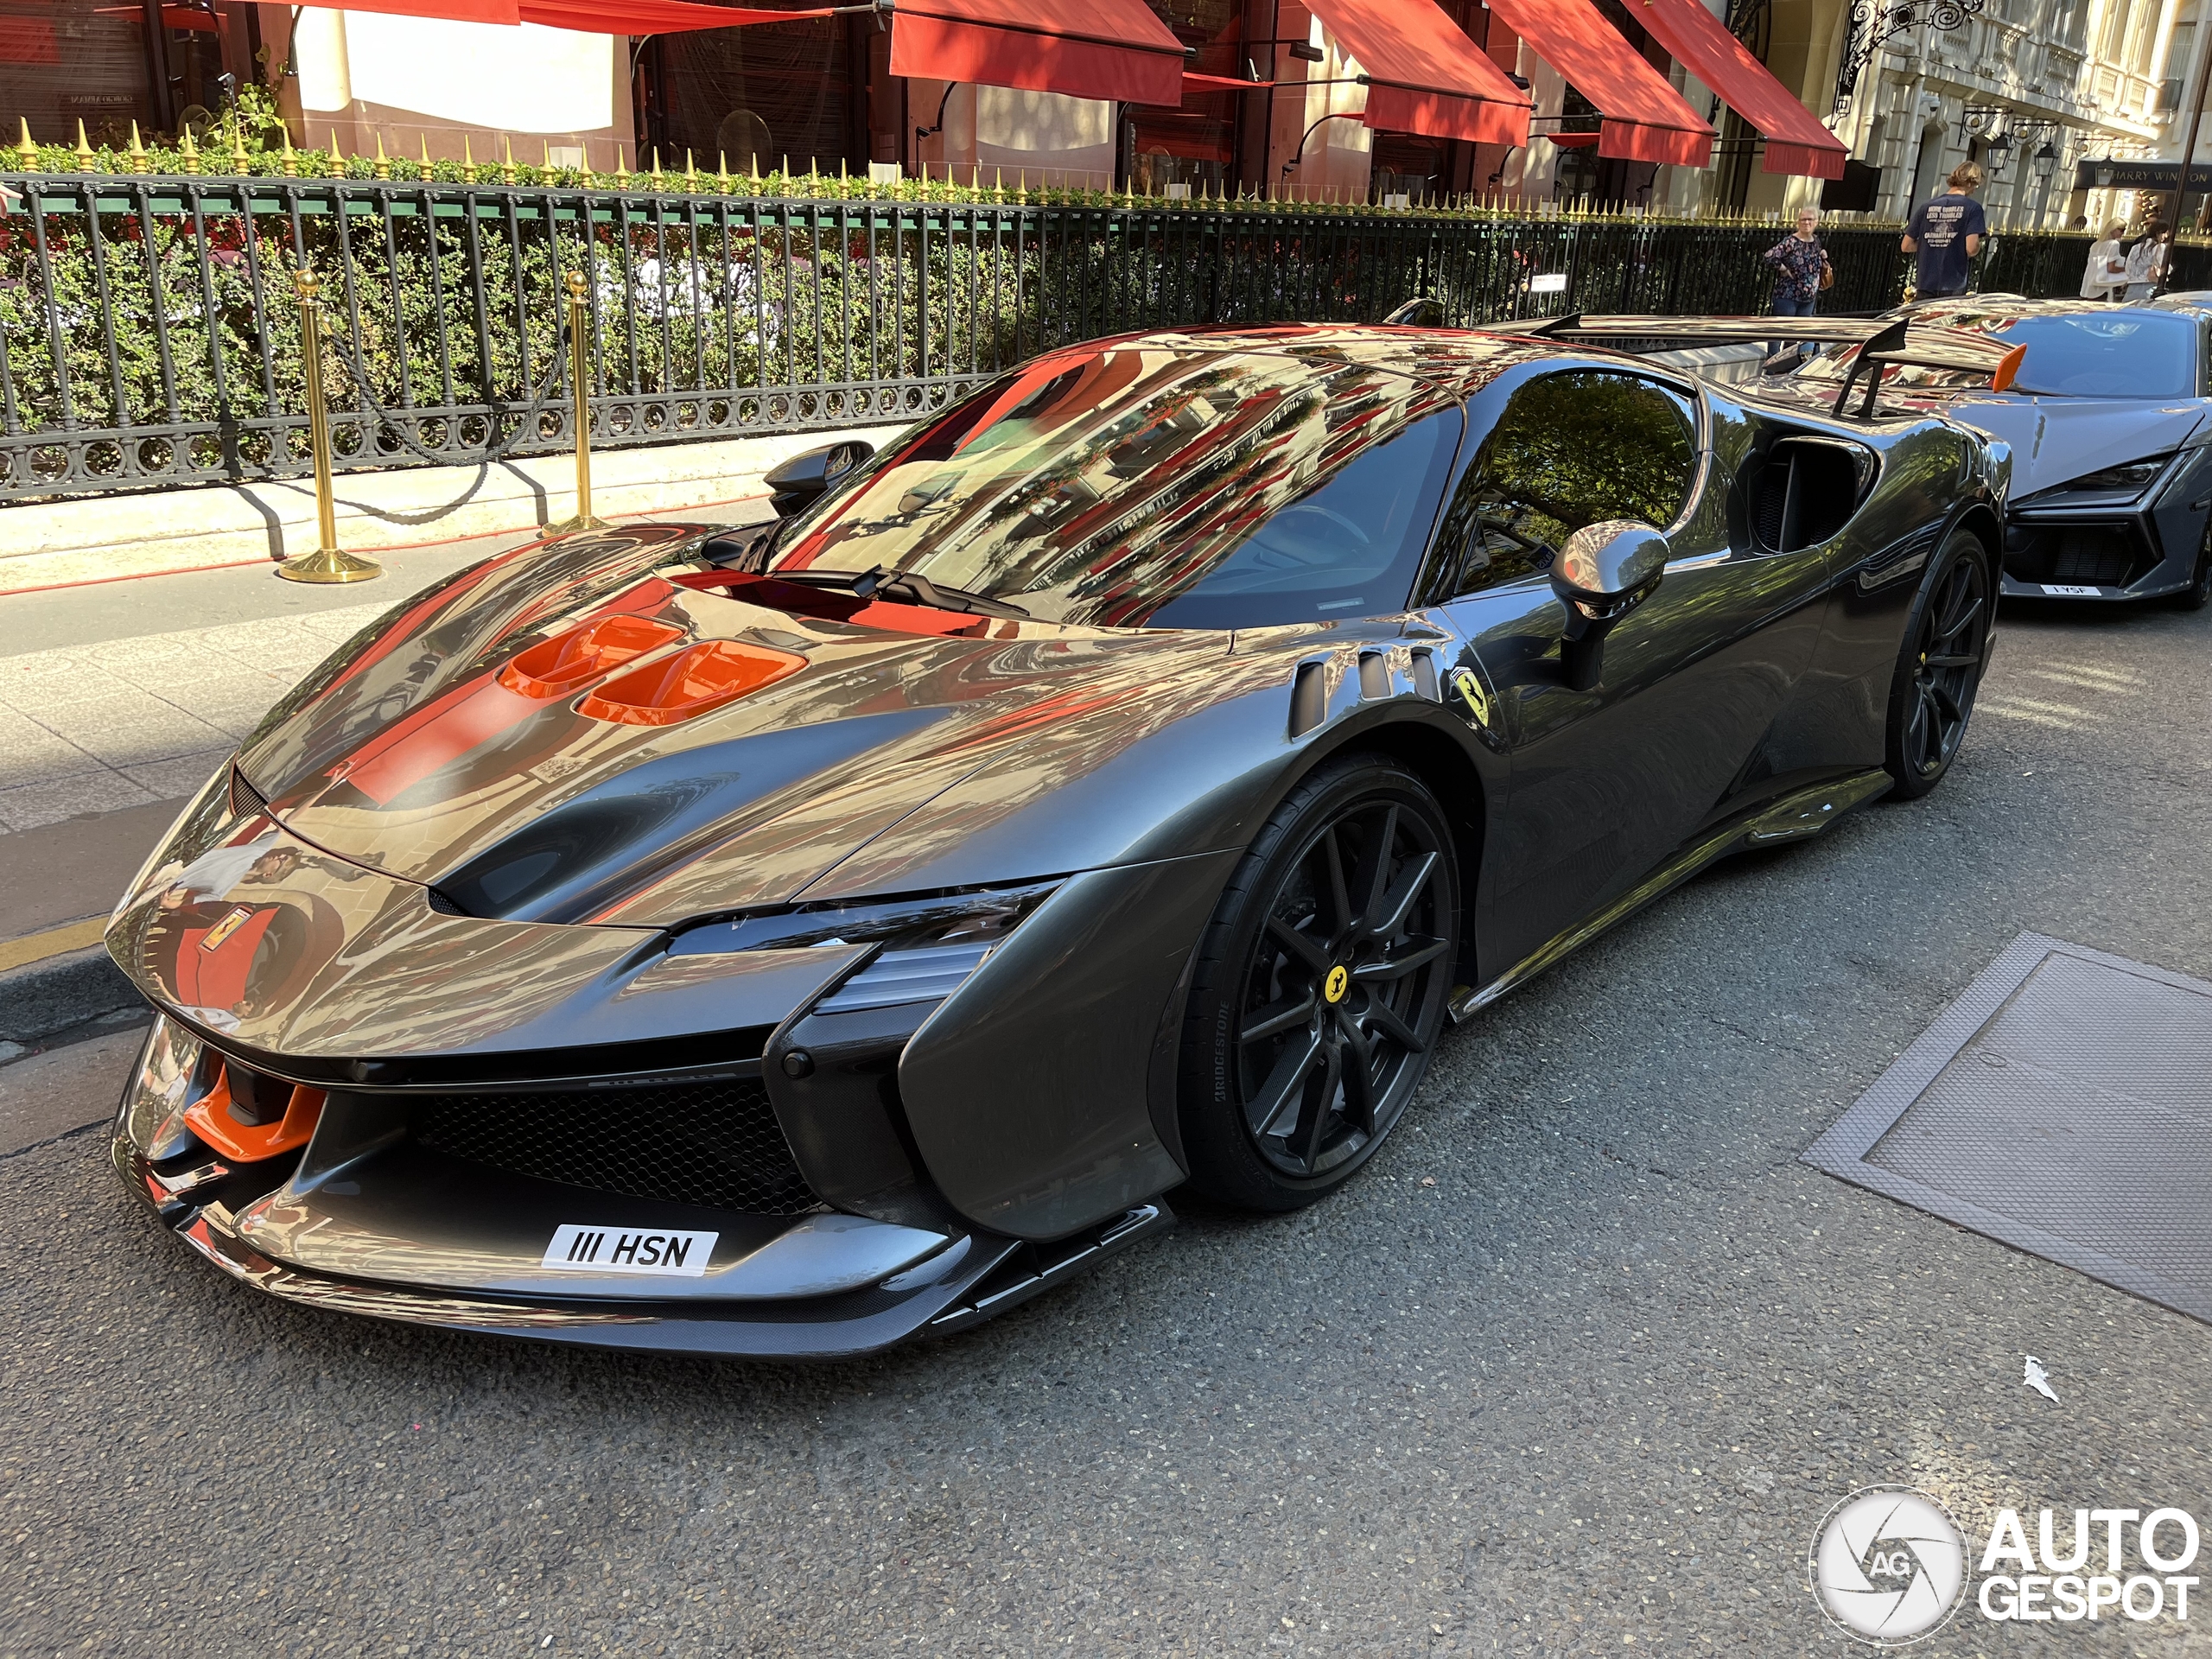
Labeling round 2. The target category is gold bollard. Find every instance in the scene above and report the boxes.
[276,269,382,584]
[543,270,608,537]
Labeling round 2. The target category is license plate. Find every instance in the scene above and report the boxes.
[542,1224,717,1276]
[2040,583,2101,596]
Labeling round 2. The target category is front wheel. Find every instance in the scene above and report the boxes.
[2171,524,2212,611]
[1884,528,1992,800]
[1177,755,1461,1211]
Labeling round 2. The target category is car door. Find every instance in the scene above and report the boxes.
[1411,363,1833,976]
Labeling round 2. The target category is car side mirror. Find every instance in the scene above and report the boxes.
[763,438,874,517]
[1551,519,1667,639]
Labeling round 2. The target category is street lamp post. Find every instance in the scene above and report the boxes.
[2174,29,2212,231]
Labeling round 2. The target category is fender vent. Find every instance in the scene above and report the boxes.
[227,765,269,823]
[1357,651,1390,701]
[1409,648,1440,702]
[1289,660,1328,738]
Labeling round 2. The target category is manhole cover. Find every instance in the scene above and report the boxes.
[1805,932,2212,1323]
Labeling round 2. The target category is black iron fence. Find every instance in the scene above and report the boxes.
[1979,232,2212,299]
[0,170,2164,505]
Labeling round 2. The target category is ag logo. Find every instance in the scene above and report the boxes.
[1808,1486,1969,1645]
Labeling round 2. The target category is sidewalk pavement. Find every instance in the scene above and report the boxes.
[1,424,889,593]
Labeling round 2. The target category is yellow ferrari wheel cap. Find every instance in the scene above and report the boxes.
[1324,964,1350,1003]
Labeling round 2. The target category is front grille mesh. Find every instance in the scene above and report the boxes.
[2005,525,2148,588]
[412,1078,818,1215]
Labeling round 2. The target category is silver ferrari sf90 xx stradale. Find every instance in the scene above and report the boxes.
[107,322,2007,1357]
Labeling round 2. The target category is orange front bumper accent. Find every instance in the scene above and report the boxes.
[182,1066,327,1163]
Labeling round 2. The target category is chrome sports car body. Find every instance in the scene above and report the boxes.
[109,322,2005,1357]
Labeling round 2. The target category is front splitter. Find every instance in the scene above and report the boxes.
[112,1134,1173,1359]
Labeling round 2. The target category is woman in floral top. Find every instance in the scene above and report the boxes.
[1762,207,1831,369]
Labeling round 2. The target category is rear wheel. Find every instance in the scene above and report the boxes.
[1884,528,1991,800]
[1178,755,1460,1211]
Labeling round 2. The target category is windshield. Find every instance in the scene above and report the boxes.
[769,345,1461,628]
[1796,308,2201,398]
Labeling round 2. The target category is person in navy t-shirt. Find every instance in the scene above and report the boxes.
[1901,162,1987,298]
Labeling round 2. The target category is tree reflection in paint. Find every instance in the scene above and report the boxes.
[1438,371,1697,598]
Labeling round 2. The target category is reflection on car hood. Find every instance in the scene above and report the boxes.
[229,524,1317,928]
[1934,395,2207,496]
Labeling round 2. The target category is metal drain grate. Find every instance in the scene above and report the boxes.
[1805,933,2212,1324]
[414,1078,818,1216]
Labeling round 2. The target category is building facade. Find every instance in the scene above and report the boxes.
[1827,0,2192,229]
[7,0,2190,229]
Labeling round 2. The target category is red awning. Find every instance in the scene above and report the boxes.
[289,0,831,31]
[525,0,828,27]
[1183,71,1273,94]
[1301,0,1532,147]
[888,0,1189,106]
[1484,0,1711,167]
[1628,0,1846,178]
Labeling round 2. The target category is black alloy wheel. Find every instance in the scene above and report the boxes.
[1885,528,1991,799]
[1179,756,1460,1211]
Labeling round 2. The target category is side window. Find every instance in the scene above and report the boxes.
[1431,371,1698,600]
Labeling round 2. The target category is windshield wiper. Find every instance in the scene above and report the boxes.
[772,564,1031,620]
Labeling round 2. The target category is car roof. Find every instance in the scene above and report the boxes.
[1096,323,1669,400]
[1901,296,2201,323]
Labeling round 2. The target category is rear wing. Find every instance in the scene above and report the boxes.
[1476,313,2025,417]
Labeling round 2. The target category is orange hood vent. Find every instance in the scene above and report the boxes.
[578,639,807,727]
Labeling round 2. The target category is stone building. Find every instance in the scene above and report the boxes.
[6,0,2184,228]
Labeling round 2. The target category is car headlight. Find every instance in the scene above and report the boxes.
[669,881,1063,1020]
[2049,454,2174,495]
[670,880,1061,956]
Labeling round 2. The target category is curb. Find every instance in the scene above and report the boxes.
[0,944,144,1049]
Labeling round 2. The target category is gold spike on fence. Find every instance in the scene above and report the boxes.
[0,113,2029,235]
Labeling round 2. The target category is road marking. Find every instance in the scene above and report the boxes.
[1976,700,2088,730]
[2023,668,2144,695]
[1988,693,2096,718]
[0,916,109,975]
[2045,662,2144,687]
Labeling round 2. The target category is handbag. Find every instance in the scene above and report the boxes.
[1818,259,1835,292]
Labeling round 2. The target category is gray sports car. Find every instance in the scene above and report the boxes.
[107,321,2005,1357]
[1515,301,2212,608]
[1795,299,2212,608]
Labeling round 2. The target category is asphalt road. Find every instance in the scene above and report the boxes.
[3,596,2209,1658]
